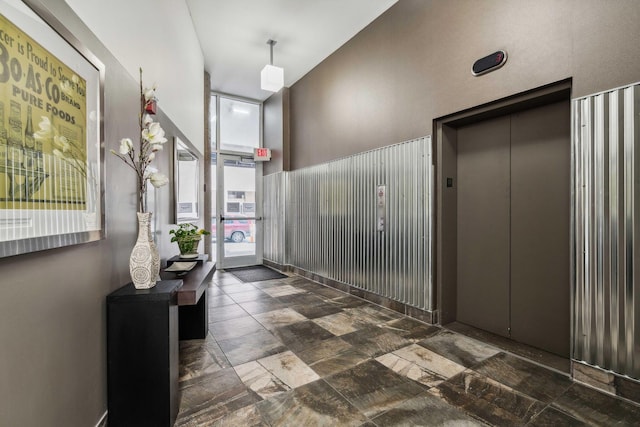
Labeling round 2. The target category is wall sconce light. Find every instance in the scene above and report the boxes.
[261,39,284,92]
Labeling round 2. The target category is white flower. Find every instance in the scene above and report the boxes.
[143,114,153,127]
[144,166,158,179]
[119,138,133,154]
[142,122,167,144]
[149,172,168,188]
[143,83,157,101]
[111,69,167,212]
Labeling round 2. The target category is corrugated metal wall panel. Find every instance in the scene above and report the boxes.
[263,172,286,265]
[574,83,640,379]
[263,137,433,311]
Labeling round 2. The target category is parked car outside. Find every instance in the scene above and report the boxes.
[226,220,252,242]
[211,218,252,243]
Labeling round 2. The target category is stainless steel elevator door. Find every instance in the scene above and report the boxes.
[456,100,570,357]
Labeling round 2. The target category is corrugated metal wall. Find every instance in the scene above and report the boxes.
[573,83,640,378]
[263,172,286,265]
[264,137,433,311]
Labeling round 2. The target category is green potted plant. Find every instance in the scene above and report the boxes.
[170,223,210,258]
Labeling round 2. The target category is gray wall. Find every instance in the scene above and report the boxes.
[0,1,202,425]
[284,0,640,384]
[263,88,290,176]
[289,0,640,169]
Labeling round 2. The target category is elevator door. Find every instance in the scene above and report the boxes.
[456,100,570,357]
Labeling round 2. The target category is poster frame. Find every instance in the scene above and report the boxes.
[0,0,105,258]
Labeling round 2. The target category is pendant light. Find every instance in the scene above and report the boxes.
[261,39,284,92]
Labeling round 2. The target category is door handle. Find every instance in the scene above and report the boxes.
[219,216,262,221]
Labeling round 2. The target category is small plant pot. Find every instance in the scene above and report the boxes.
[177,235,201,258]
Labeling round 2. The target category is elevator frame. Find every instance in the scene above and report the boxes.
[433,79,573,353]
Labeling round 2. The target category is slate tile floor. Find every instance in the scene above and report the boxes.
[175,270,640,426]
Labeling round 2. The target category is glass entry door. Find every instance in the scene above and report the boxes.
[215,153,262,268]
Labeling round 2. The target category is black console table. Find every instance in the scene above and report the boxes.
[162,256,215,340]
[106,280,181,427]
[166,253,208,265]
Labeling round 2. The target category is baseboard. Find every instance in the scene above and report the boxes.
[572,361,640,405]
[263,259,291,272]
[264,259,436,325]
[95,410,107,427]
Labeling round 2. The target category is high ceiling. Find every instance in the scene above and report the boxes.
[186,0,398,101]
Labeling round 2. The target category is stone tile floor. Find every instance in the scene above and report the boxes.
[175,270,640,426]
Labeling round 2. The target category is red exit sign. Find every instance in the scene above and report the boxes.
[254,147,272,161]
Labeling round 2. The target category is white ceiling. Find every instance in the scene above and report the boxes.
[186,0,398,101]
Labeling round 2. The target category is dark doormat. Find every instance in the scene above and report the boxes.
[226,265,287,283]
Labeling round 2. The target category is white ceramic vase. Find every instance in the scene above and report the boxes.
[129,212,160,289]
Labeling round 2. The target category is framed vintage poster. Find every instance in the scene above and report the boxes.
[0,0,104,257]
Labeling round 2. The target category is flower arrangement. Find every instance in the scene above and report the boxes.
[110,68,169,212]
[170,223,210,255]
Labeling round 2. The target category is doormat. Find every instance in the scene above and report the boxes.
[226,265,287,283]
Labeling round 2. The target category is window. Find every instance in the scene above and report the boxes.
[226,202,241,213]
[219,97,260,153]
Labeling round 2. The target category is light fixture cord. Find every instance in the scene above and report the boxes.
[268,39,277,65]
